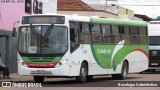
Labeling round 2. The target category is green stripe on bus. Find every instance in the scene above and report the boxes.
[22,57,62,63]
[91,44,148,70]
[90,18,147,27]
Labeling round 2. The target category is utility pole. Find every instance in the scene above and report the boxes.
[106,0,107,6]
[105,0,107,10]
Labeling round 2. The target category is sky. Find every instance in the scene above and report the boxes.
[82,0,160,19]
[118,0,160,19]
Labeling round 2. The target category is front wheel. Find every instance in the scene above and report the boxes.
[76,63,88,83]
[33,76,44,83]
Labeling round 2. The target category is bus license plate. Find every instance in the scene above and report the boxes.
[151,63,158,66]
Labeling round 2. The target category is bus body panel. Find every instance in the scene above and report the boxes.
[18,63,70,76]
[69,45,100,76]
[18,51,72,76]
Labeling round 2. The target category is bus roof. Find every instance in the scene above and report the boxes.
[20,14,147,27]
[90,17,147,27]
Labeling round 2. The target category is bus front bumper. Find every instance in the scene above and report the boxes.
[18,64,69,76]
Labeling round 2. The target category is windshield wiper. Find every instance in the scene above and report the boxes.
[44,24,54,38]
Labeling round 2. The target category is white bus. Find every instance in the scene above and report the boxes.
[148,21,160,70]
[17,14,149,83]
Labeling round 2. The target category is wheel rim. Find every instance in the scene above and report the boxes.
[81,67,87,78]
[123,64,127,77]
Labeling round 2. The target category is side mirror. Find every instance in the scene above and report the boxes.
[12,28,16,37]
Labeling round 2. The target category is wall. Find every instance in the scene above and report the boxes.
[58,11,118,18]
[0,0,57,73]
[0,1,26,31]
[0,0,57,31]
[118,6,135,20]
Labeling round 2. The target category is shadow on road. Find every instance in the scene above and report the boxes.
[42,75,144,87]
[140,70,160,74]
[126,77,142,80]
[43,76,112,84]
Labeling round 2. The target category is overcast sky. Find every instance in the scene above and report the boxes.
[82,0,160,19]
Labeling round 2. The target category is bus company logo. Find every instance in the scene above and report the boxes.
[152,51,158,56]
[2,82,12,87]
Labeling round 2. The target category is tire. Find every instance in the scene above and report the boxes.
[33,76,44,83]
[76,63,88,83]
[150,69,156,72]
[112,61,128,80]
[112,74,119,80]
[87,75,93,81]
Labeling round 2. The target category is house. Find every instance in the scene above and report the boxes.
[57,0,118,18]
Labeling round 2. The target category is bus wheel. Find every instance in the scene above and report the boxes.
[33,76,44,83]
[76,63,88,83]
[120,61,128,80]
[87,75,93,81]
[112,61,128,80]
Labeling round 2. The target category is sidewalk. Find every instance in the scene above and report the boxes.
[0,73,33,81]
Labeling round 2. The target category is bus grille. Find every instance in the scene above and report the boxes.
[149,50,160,60]
[28,57,55,62]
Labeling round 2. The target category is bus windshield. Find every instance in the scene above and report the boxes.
[18,25,68,55]
[149,36,160,45]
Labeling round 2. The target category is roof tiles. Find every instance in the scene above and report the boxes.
[57,0,95,11]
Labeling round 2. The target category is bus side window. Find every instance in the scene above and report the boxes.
[122,26,131,44]
[70,22,75,42]
[79,23,91,44]
[130,26,139,45]
[111,25,122,44]
[69,22,80,52]
[92,24,101,43]
[75,22,80,44]
[139,27,148,45]
[101,25,112,44]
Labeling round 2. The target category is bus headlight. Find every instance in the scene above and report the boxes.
[56,59,68,67]
[18,53,28,67]
[59,60,67,65]
[18,59,28,67]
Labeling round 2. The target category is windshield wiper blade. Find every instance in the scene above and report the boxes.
[44,24,54,38]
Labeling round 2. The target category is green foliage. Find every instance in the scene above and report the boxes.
[156,16,160,20]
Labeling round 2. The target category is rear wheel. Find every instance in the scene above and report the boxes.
[33,76,44,83]
[150,69,156,72]
[76,63,88,83]
[112,61,128,80]
[87,75,93,81]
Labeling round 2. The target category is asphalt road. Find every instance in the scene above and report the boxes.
[1,71,160,90]
[41,71,160,87]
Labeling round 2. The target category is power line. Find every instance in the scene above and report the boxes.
[118,4,160,6]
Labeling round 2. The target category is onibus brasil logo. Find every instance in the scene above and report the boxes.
[1,82,42,87]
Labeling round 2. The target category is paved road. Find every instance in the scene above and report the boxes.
[41,71,160,87]
[1,71,160,90]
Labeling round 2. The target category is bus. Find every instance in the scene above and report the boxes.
[148,21,160,71]
[17,14,149,83]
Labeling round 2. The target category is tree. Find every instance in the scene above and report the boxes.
[156,16,160,20]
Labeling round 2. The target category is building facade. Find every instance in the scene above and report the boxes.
[57,0,118,18]
[0,0,57,73]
